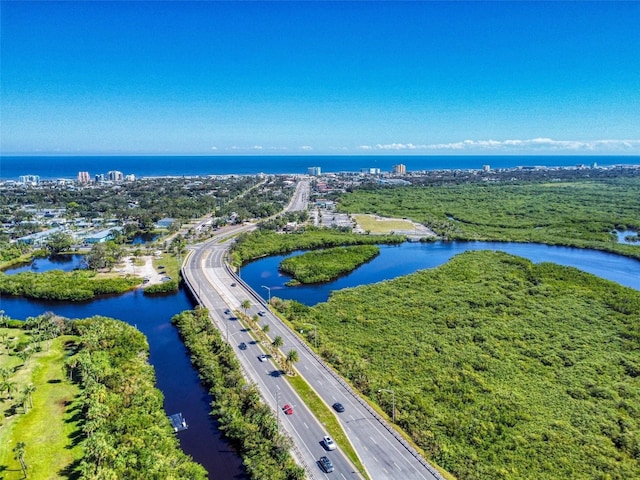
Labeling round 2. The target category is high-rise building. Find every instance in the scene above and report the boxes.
[482,164,491,172]
[18,175,40,184]
[392,164,406,174]
[95,173,105,183]
[107,170,124,182]
[77,171,91,184]
[307,166,321,176]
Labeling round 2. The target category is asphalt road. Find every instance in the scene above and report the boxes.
[181,181,444,480]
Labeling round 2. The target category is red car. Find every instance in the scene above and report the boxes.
[283,404,294,415]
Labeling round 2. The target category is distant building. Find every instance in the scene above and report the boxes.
[361,168,380,175]
[482,164,491,172]
[124,174,136,182]
[84,227,124,244]
[107,170,123,182]
[77,171,91,184]
[307,166,322,176]
[156,218,175,228]
[16,227,63,246]
[18,175,40,185]
[392,164,406,175]
[95,173,105,183]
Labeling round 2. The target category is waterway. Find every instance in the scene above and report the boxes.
[241,241,640,306]
[1,283,247,480]
[3,240,639,478]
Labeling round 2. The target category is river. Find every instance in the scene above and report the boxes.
[2,240,639,478]
[0,281,247,479]
[240,241,640,306]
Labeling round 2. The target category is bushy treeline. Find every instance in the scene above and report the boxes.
[68,317,207,479]
[0,270,141,301]
[337,178,640,259]
[282,251,640,480]
[143,279,179,295]
[230,227,404,266]
[280,245,380,284]
[172,308,305,480]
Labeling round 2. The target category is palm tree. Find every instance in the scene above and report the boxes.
[285,350,299,375]
[241,300,251,316]
[23,383,36,409]
[271,336,283,349]
[2,379,16,400]
[13,441,27,478]
[262,324,270,333]
[0,366,11,382]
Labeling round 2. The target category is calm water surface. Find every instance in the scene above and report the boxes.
[241,241,640,306]
[3,254,86,274]
[3,240,639,478]
[1,285,246,480]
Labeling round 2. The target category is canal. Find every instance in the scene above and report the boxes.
[3,240,639,478]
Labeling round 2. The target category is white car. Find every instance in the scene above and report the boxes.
[322,435,336,451]
[258,354,268,362]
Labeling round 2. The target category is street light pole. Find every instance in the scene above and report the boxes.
[261,285,271,304]
[378,388,395,422]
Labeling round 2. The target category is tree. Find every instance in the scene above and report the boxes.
[23,383,36,409]
[285,350,299,375]
[272,336,283,349]
[2,379,16,400]
[45,231,74,256]
[241,299,251,316]
[13,441,28,478]
[262,324,270,333]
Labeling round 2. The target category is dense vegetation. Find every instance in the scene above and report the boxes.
[280,245,380,284]
[230,227,404,266]
[337,178,640,259]
[279,251,640,480]
[68,316,206,478]
[172,308,305,480]
[0,270,141,301]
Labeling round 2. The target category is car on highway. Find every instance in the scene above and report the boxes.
[258,310,266,316]
[258,354,268,362]
[318,456,334,473]
[231,282,237,287]
[239,342,247,350]
[224,309,231,315]
[283,404,294,415]
[322,435,337,451]
[332,402,345,413]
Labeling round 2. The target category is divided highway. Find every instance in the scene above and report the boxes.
[181,181,444,480]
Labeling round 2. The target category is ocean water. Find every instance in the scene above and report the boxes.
[1,155,638,180]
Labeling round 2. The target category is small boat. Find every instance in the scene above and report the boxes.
[168,412,188,432]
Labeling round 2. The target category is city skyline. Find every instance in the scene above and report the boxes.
[1,1,639,156]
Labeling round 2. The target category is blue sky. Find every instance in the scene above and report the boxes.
[1,1,639,155]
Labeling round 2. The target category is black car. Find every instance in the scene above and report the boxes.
[318,456,334,473]
[332,402,345,413]
[239,342,247,350]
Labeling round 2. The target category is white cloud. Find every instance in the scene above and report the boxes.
[210,146,218,150]
[362,138,640,153]
[253,145,263,150]
[300,145,313,151]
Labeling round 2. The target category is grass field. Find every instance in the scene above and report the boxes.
[353,214,416,234]
[0,329,82,479]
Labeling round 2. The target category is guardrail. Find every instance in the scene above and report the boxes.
[182,260,318,479]
[221,263,445,480]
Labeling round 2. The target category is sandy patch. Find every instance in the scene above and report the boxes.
[120,256,165,286]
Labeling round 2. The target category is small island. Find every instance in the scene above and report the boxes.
[279,245,380,284]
